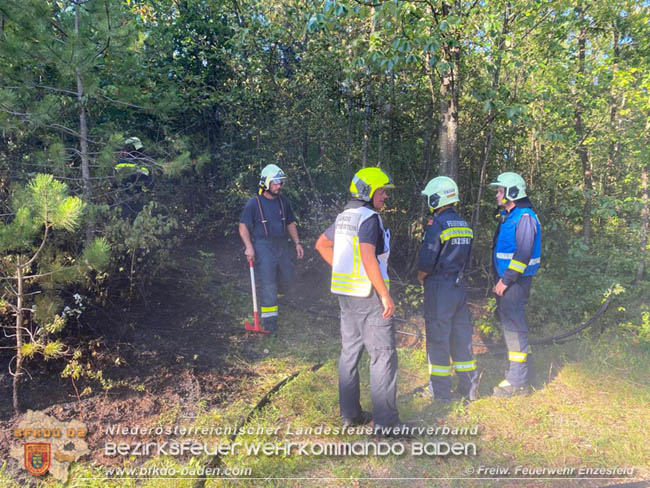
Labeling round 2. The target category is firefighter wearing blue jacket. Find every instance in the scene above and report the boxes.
[490,172,541,397]
[418,177,478,402]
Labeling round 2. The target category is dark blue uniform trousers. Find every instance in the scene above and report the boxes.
[496,276,535,387]
[253,238,294,332]
[338,293,400,427]
[424,276,478,400]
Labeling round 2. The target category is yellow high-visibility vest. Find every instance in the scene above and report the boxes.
[331,206,390,297]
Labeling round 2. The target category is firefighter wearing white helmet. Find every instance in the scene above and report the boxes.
[316,167,408,434]
[113,136,151,218]
[489,171,541,397]
[124,136,144,151]
[239,164,304,333]
[258,164,286,195]
[417,176,478,402]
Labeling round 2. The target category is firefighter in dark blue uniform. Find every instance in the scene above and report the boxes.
[490,172,542,397]
[418,176,478,402]
[238,164,304,333]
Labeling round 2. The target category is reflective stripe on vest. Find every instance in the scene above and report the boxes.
[493,207,541,277]
[440,226,474,243]
[115,162,150,176]
[331,206,390,297]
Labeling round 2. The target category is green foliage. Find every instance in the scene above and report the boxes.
[0,208,39,253]
[20,342,39,359]
[33,295,64,326]
[42,340,66,359]
[474,297,500,340]
[400,284,424,317]
[81,238,111,272]
[0,0,647,417]
[0,174,110,410]
[61,349,116,397]
[27,174,85,230]
[102,202,179,301]
[621,309,650,344]
[43,315,66,335]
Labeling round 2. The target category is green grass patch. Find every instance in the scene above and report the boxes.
[16,274,649,487]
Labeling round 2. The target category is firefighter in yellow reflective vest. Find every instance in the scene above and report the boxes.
[113,136,152,217]
[417,176,478,402]
[114,137,151,183]
[490,172,541,397]
[315,167,405,433]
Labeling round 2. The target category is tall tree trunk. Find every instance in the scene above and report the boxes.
[438,56,459,179]
[13,262,23,413]
[75,3,92,243]
[437,2,460,180]
[574,16,591,245]
[638,165,649,282]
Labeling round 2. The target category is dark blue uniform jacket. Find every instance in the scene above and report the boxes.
[418,207,473,280]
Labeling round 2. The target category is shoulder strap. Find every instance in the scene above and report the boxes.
[278,196,286,233]
[255,196,269,238]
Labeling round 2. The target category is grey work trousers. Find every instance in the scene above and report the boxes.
[496,275,535,387]
[337,293,400,427]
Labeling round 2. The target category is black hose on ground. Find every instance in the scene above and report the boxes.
[476,295,612,354]
[277,293,613,356]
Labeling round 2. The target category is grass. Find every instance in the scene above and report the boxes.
[6,276,650,487]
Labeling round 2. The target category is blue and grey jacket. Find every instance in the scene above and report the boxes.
[418,207,473,280]
[492,198,541,284]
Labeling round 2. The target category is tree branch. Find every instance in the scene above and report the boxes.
[21,225,49,269]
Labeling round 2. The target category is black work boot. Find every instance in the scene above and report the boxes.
[427,383,451,404]
[453,383,479,402]
[342,411,372,429]
[493,380,530,398]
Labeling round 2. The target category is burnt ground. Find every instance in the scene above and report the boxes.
[0,235,260,472]
[0,233,491,476]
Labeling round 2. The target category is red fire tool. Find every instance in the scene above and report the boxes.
[244,258,269,334]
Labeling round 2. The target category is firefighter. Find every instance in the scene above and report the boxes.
[239,164,304,334]
[490,172,541,397]
[418,176,478,402]
[113,136,152,217]
[315,167,405,433]
[114,137,151,184]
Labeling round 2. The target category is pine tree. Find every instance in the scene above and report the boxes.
[0,174,109,413]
